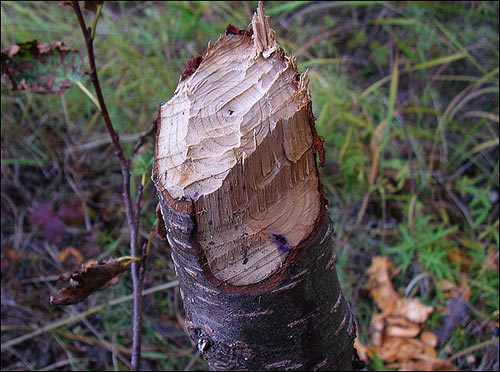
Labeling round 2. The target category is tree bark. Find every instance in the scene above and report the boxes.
[152,3,356,370]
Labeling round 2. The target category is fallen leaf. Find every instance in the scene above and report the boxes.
[49,257,134,306]
[3,248,24,260]
[394,297,433,324]
[420,331,439,348]
[364,256,401,314]
[372,337,409,363]
[1,40,83,94]
[363,256,456,370]
[386,316,421,338]
[369,312,386,346]
[353,329,369,364]
[1,248,24,273]
[447,248,473,271]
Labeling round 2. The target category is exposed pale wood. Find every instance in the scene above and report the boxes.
[154,3,321,285]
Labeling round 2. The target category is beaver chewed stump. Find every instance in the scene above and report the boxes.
[152,3,356,370]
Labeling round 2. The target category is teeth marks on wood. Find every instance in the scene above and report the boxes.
[153,0,321,287]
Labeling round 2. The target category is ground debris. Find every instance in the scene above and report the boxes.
[356,256,457,371]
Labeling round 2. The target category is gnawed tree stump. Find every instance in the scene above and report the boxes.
[153,3,356,370]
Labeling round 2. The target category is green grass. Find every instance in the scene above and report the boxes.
[1,1,498,371]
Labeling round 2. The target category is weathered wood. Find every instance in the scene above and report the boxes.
[152,3,356,370]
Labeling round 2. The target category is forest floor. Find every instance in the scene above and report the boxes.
[1,2,498,371]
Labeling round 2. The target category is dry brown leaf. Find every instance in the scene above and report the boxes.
[364,256,456,370]
[372,337,414,363]
[437,279,458,295]
[1,40,83,94]
[422,344,437,358]
[420,330,439,348]
[438,275,472,301]
[369,312,386,346]
[50,257,133,306]
[365,256,400,314]
[394,297,434,323]
[385,316,421,338]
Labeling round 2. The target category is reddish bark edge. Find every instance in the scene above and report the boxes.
[225,23,253,37]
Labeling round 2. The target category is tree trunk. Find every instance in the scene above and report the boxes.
[152,3,356,370]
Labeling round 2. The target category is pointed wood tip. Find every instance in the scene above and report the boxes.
[252,1,278,58]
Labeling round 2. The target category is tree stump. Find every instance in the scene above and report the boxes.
[152,3,356,370]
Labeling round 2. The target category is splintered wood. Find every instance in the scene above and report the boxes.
[154,4,321,285]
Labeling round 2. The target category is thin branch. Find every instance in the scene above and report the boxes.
[131,182,145,369]
[70,2,144,370]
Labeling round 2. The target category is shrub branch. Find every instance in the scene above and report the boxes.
[71,2,144,370]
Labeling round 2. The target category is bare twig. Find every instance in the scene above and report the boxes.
[131,182,145,368]
[70,2,145,369]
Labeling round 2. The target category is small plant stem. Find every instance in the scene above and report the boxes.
[74,80,100,109]
[90,3,103,40]
[71,2,144,370]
